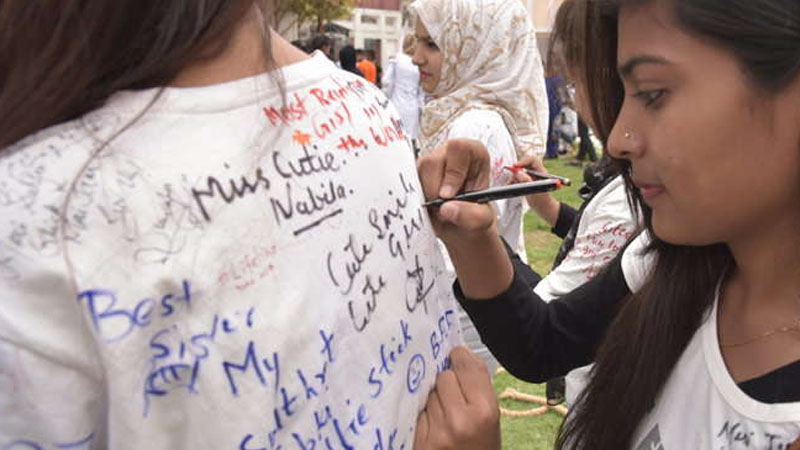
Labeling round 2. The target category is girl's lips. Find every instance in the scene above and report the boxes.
[420,71,430,79]
[638,185,665,201]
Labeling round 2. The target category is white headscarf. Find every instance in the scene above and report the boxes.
[410,0,549,158]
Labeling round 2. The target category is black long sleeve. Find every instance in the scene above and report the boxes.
[455,249,630,383]
[551,202,579,239]
[456,243,800,404]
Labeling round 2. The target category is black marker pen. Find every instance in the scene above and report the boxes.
[423,179,562,207]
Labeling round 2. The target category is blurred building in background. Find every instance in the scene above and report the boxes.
[527,0,565,63]
[332,0,403,70]
[278,0,564,70]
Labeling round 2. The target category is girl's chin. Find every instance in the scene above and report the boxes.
[651,220,720,247]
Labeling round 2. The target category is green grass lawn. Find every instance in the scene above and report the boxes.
[496,156,586,449]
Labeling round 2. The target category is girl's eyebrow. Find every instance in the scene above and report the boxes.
[617,54,672,79]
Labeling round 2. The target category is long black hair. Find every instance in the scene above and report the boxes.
[552,0,800,448]
[0,0,266,149]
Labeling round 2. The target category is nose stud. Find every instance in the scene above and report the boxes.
[624,131,632,139]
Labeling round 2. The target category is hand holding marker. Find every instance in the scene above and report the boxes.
[423,166,570,207]
[503,165,572,186]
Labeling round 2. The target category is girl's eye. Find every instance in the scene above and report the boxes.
[425,39,439,50]
[633,89,666,108]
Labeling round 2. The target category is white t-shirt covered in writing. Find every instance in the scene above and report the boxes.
[0,53,460,449]
[534,176,635,301]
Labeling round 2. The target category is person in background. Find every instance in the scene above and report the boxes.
[309,33,333,60]
[575,117,597,163]
[383,34,425,157]
[357,48,378,84]
[369,49,383,88]
[544,74,565,159]
[554,102,578,155]
[410,0,549,374]
[290,39,307,52]
[338,44,364,77]
[485,0,638,408]
[517,152,634,406]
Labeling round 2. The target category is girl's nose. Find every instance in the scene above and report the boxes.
[607,117,643,160]
[412,47,425,67]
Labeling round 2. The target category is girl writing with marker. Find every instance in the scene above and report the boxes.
[409,0,550,374]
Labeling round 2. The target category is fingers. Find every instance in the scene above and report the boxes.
[426,387,446,427]
[512,170,532,184]
[414,387,445,450]
[509,155,549,185]
[418,139,496,235]
[515,155,548,174]
[417,138,491,202]
[414,348,502,450]
[449,346,495,406]
[433,369,467,413]
[440,139,490,197]
[437,201,495,231]
[414,408,430,450]
[417,148,446,203]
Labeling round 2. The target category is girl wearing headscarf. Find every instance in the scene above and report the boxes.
[410,0,548,259]
[409,0,549,372]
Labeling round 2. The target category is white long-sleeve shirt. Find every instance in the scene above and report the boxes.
[382,53,424,140]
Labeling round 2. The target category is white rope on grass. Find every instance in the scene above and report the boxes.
[495,368,569,418]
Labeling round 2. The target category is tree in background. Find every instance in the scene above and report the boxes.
[272,0,357,36]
